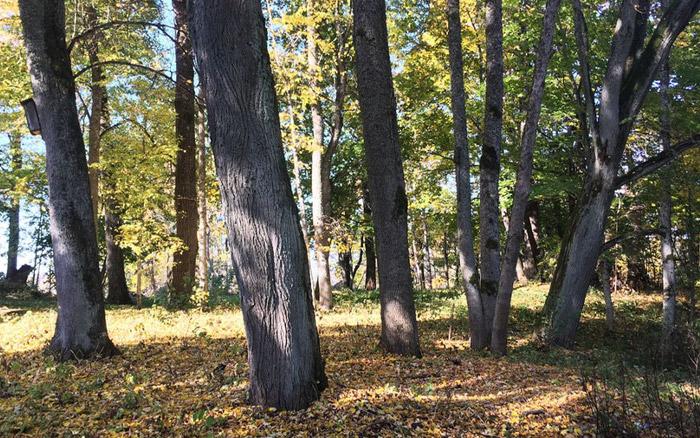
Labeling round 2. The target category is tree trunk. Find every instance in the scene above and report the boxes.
[6,134,21,278]
[339,250,353,289]
[86,5,104,236]
[422,217,433,289]
[353,0,421,357]
[447,0,486,349]
[687,183,698,322]
[525,200,541,266]
[104,206,131,305]
[411,224,426,289]
[442,232,450,288]
[171,0,199,304]
[197,87,209,294]
[190,0,326,409]
[501,208,528,285]
[19,0,117,360]
[479,0,504,343]
[363,188,377,290]
[658,46,676,356]
[600,259,615,331]
[491,0,561,355]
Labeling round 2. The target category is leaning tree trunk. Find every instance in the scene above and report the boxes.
[353,0,421,357]
[490,0,561,355]
[190,0,326,410]
[478,0,504,343]
[19,0,117,360]
[6,134,21,278]
[171,0,199,305]
[658,44,676,356]
[543,0,699,348]
[447,0,486,349]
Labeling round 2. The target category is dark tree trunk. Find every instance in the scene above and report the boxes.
[447,0,486,349]
[525,200,541,265]
[190,0,326,409]
[105,206,131,305]
[339,250,353,289]
[364,234,377,290]
[479,0,504,343]
[422,217,433,289]
[19,0,117,360]
[491,0,561,355]
[442,232,450,288]
[6,134,21,279]
[353,0,421,357]
[543,0,699,348]
[171,0,199,304]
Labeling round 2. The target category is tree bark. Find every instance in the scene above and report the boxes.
[353,0,421,356]
[658,41,676,356]
[190,0,326,409]
[491,0,561,355]
[363,187,377,290]
[104,205,131,305]
[171,0,199,304]
[86,5,104,236]
[197,86,209,294]
[600,258,615,331]
[6,134,21,279]
[525,200,541,266]
[543,0,699,348]
[479,0,504,343]
[447,0,486,349]
[19,0,117,360]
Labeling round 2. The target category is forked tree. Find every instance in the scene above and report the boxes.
[189,0,327,409]
[19,0,118,360]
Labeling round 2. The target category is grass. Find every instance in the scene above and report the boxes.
[0,283,694,436]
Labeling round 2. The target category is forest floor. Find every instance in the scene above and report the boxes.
[0,283,696,437]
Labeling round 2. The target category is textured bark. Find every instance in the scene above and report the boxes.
[353,0,421,356]
[190,0,326,409]
[6,134,21,278]
[658,47,675,356]
[197,87,209,294]
[86,5,104,235]
[171,0,199,304]
[491,0,561,355]
[544,0,699,348]
[104,206,131,305]
[19,0,117,360]
[339,250,353,289]
[363,188,377,290]
[447,0,485,349]
[479,0,504,342]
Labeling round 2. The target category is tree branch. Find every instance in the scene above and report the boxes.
[601,228,662,252]
[614,135,700,188]
[68,21,177,52]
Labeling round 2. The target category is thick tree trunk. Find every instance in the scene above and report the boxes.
[491,0,561,355]
[19,0,117,360]
[171,0,199,304]
[363,188,377,290]
[197,87,209,294]
[543,0,699,348]
[104,206,131,305]
[478,0,504,343]
[190,0,326,409]
[658,51,676,355]
[6,134,21,278]
[86,5,104,235]
[353,0,421,357]
[447,0,486,349]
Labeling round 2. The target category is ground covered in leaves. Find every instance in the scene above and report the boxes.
[0,284,691,436]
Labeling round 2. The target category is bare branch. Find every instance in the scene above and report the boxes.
[68,20,177,52]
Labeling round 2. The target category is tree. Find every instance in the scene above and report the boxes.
[543,0,700,348]
[171,0,198,305]
[353,0,421,357]
[5,133,21,279]
[189,0,327,409]
[19,0,117,359]
[363,186,377,290]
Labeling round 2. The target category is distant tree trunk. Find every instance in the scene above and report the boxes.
[19,0,117,360]
[442,232,450,287]
[479,0,504,343]
[353,0,421,356]
[501,208,528,285]
[104,206,131,305]
[422,217,433,289]
[687,184,698,322]
[190,0,327,409]
[525,200,541,266]
[599,259,615,331]
[86,5,104,235]
[447,0,486,349]
[196,87,209,294]
[6,134,21,278]
[658,44,676,356]
[339,249,353,289]
[411,224,426,289]
[363,187,377,290]
[491,0,561,355]
[171,0,199,304]
[543,0,698,348]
